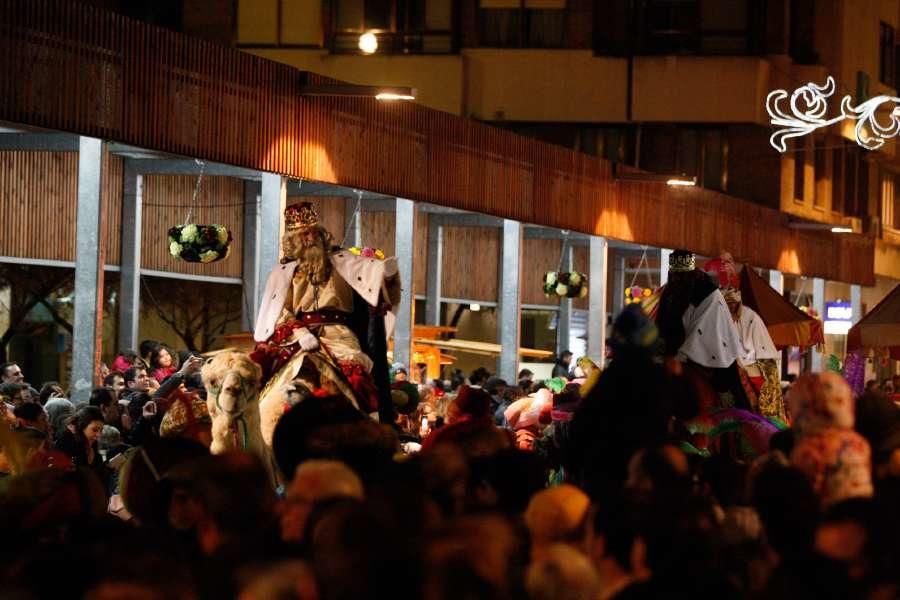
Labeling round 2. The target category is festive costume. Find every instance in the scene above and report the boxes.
[251,203,401,444]
[704,254,786,421]
[655,251,751,409]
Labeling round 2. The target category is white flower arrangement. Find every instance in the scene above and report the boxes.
[180,224,199,243]
[168,224,232,264]
[543,271,588,299]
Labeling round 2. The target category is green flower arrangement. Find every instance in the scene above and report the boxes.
[168,224,232,263]
[543,271,588,298]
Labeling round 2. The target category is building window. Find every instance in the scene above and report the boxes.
[883,171,900,230]
[794,142,806,203]
[579,127,636,165]
[831,144,844,214]
[813,138,827,208]
[631,0,757,55]
[845,148,868,218]
[478,0,566,48]
[880,22,895,87]
[329,0,456,53]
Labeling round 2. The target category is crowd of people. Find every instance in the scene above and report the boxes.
[1,306,899,600]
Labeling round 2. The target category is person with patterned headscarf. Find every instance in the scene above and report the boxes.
[251,202,402,435]
[704,253,786,422]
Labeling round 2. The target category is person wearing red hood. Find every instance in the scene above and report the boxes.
[421,385,512,453]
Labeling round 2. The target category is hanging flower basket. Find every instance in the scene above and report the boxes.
[168,224,232,264]
[543,271,588,298]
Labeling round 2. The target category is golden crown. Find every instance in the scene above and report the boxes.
[669,251,696,272]
[285,202,319,230]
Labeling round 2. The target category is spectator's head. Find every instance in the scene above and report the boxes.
[37,382,64,406]
[625,444,691,499]
[0,362,24,384]
[13,401,48,433]
[589,493,645,579]
[89,386,120,425]
[139,340,160,361]
[524,484,592,560]
[279,459,364,544]
[181,452,277,556]
[44,397,74,439]
[103,372,125,397]
[484,377,508,397]
[559,351,573,366]
[815,498,874,582]
[447,385,492,423]
[865,379,880,394]
[124,366,151,392]
[751,462,819,559]
[71,405,105,447]
[792,428,874,507]
[99,425,123,452]
[120,436,209,526]
[149,345,177,371]
[855,391,900,474]
[271,394,366,482]
[111,350,140,373]
[518,369,534,382]
[468,368,490,387]
[526,544,600,600]
[0,382,31,406]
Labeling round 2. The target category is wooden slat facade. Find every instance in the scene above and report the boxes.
[0,151,122,265]
[0,0,876,284]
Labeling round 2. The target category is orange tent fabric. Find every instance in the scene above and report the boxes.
[848,283,900,359]
[738,265,824,349]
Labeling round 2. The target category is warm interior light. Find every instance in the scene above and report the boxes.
[358,32,378,54]
[824,320,852,335]
[375,92,415,101]
[469,303,481,312]
[830,227,853,233]
[666,178,696,186]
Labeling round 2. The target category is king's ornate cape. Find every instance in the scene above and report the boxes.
[254,249,396,343]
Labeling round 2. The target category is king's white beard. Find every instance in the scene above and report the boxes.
[299,241,330,284]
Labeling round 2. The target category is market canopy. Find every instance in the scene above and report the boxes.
[848,283,900,359]
[739,264,824,349]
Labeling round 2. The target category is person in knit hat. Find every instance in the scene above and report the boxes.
[788,372,873,506]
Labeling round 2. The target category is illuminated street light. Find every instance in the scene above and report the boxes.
[358,32,378,54]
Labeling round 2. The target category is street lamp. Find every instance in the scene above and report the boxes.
[299,84,416,102]
[358,32,378,54]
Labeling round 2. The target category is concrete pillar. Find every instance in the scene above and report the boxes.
[118,163,142,352]
[660,248,672,286]
[769,269,784,294]
[425,216,443,326]
[768,269,786,377]
[393,199,416,368]
[556,244,573,357]
[851,284,862,324]
[241,181,261,331]
[71,137,106,403]
[498,219,523,383]
[612,252,626,319]
[258,174,286,310]
[811,277,826,371]
[587,236,609,363]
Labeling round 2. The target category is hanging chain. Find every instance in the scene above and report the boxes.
[341,189,363,248]
[184,159,206,225]
[557,230,570,273]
